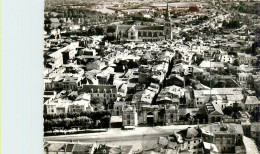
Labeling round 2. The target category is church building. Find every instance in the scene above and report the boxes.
[115,3,173,42]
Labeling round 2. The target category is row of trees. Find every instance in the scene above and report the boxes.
[222,20,241,29]
[46,25,116,37]
[44,116,92,132]
[44,111,111,132]
[190,16,209,25]
[44,110,111,120]
[131,16,154,22]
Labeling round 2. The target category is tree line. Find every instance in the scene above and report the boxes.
[44,110,111,132]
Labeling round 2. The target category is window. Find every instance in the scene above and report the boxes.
[127,115,130,119]
[127,120,130,125]
[188,141,190,144]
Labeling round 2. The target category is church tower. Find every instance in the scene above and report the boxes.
[255,27,260,44]
[164,3,173,40]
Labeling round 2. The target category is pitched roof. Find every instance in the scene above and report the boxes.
[179,127,201,139]
[199,61,224,68]
[245,96,260,105]
[96,144,133,154]
[45,143,66,152]
[139,26,164,30]
[203,142,218,152]
[73,143,94,153]
[117,25,164,31]
[206,102,224,115]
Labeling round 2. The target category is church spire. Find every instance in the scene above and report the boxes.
[166,2,171,21]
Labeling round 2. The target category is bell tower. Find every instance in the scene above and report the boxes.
[164,3,173,40]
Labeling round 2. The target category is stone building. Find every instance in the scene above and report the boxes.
[157,126,203,153]
[138,105,159,125]
[165,105,179,125]
[115,3,173,42]
[206,102,224,123]
[245,96,260,112]
[138,65,152,85]
[80,85,117,108]
[202,123,245,153]
[122,105,138,127]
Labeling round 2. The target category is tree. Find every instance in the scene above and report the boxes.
[44,120,53,132]
[223,106,233,116]
[44,18,51,25]
[107,26,116,33]
[87,26,96,36]
[95,26,104,35]
[59,19,64,24]
[185,113,191,121]
[76,116,92,130]
[103,35,115,42]
[90,97,105,111]
[67,112,80,119]
[223,20,241,29]
[188,6,199,12]
[233,59,239,66]
[100,115,111,128]
[194,106,208,123]
[63,118,73,130]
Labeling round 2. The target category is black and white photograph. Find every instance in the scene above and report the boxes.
[43,0,260,153]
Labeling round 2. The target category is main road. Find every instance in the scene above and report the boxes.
[44,125,200,151]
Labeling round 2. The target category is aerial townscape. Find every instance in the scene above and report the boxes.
[43,0,260,153]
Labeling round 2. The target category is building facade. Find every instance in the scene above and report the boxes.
[122,105,138,127]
